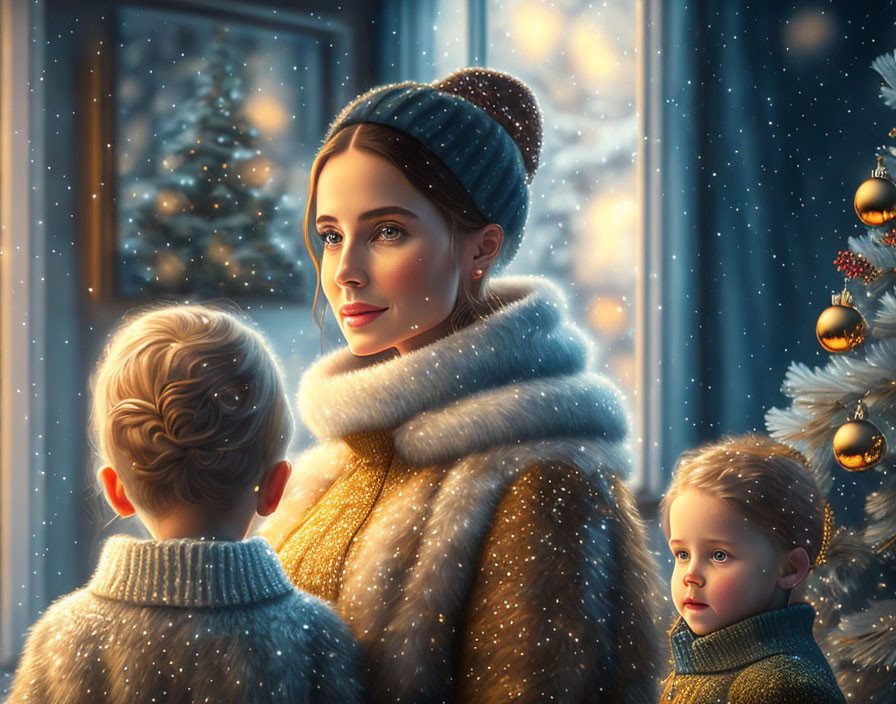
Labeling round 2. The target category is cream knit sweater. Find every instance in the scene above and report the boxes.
[6,535,366,704]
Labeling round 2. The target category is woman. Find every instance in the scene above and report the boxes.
[260,68,661,703]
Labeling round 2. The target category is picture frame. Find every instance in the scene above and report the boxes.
[79,1,353,301]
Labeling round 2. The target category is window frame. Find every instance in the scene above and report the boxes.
[0,0,47,666]
[636,0,664,498]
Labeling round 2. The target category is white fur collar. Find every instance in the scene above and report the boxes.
[298,276,629,465]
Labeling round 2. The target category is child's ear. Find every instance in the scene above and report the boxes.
[255,460,292,517]
[777,546,811,591]
[97,466,136,517]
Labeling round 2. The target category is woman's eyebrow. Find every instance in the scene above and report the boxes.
[316,206,420,226]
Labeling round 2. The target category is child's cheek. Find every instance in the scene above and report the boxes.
[709,571,748,614]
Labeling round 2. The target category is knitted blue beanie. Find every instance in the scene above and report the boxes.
[326,70,541,270]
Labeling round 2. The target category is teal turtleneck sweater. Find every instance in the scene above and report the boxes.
[661,604,845,703]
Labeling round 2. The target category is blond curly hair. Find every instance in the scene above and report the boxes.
[660,434,827,568]
[91,304,293,515]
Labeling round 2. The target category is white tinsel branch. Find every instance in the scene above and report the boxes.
[834,600,896,669]
[780,338,896,413]
[765,405,837,492]
[871,292,896,338]
[872,50,896,107]
[860,269,896,306]
[848,235,896,271]
[864,471,896,549]
[780,360,864,404]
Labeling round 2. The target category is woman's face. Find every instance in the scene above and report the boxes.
[314,146,463,356]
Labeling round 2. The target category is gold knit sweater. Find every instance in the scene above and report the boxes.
[661,605,846,703]
[277,430,403,601]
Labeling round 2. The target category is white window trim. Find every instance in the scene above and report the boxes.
[635,0,663,498]
[1,0,46,666]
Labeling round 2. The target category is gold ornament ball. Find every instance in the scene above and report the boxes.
[833,418,887,471]
[855,176,896,225]
[816,304,867,353]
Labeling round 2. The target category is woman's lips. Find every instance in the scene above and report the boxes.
[342,308,387,328]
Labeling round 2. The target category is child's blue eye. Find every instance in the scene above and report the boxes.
[712,550,728,563]
[674,549,689,561]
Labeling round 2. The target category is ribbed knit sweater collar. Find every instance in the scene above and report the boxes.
[670,604,818,674]
[87,534,295,607]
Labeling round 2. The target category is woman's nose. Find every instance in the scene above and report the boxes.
[334,242,368,289]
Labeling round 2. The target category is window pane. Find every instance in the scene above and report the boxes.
[485,1,639,407]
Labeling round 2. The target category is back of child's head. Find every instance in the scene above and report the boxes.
[91,304,293,516]
[660,434,827,568]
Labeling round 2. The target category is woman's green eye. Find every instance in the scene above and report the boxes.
[712,550,728,562]
[318,231,342,246]
[377,225,403,241]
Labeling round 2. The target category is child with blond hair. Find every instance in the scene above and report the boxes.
[7,305,366,704]
[660,434,845,703]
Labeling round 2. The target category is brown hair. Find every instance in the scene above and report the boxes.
[91,304,293,515]
[303,72,542,335]
[660,434,827,567]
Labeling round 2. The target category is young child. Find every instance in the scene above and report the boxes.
[659,434,845,703]
[7,305,366,704]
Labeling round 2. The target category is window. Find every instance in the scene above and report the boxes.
[435,0,649,489]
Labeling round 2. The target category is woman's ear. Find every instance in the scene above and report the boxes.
[456,224,504,283]
[470,224,504,272]
[777,546,811,591]
[256,460,292,517]
[97,466,136,517]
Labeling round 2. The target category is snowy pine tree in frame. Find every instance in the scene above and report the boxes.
[91,5,350,300]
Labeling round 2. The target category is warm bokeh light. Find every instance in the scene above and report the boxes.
[588,296,628,339]
[510,3,563,62]
[206,235,233,265]
[576,191,638,282]
[241,157,273,187]
[609,352,636,388]
[246,95,289,135]
[156,188,186,214]
[570,21,617,83]
[785,7,837,58]
[156,251,186,286]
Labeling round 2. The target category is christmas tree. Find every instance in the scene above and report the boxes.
[119,26,305,299]
[766,51,896,702]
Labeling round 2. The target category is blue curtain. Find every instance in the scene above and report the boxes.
[658,1,896,505]
[376,0,439,83]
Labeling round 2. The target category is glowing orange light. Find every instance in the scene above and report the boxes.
[570,22,618,82]
[576,190,638,282]
[246,96,289,136]
[588,297,628,339]
[511,3,563,62]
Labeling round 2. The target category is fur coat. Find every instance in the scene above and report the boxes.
[260,276,662,703]
[5,535,366,704]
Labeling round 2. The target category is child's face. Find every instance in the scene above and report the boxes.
[667,489,786,636]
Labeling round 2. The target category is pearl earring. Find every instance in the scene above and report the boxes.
[472,268,484,279]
